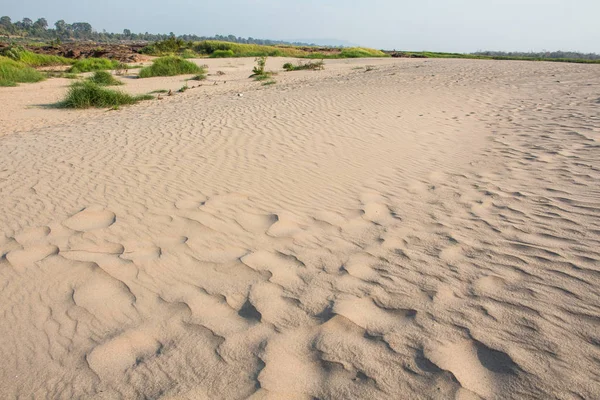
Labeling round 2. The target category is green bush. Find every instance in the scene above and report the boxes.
[87,71,123,86]
[138,56,203,78]
[0,56,45,86]
[59,81,152,109]
[69,58,125,73]
[210,49,235,58]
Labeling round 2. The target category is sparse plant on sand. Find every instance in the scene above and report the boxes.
[87,71,123,86]
[253,56,267,75]
[178,84,189,92]
[59,81,152,109]
[251,56,275,81]
[138,56,204,78]
[150,89,169,94]
[262,80,276,86]
[283,60,324,71]
[189,74,206,81]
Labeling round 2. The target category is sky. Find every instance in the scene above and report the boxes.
[3,0,600,53]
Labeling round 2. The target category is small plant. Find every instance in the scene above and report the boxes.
[138,56,204,78]
[365,65,376,72]
[253,56,267,75]
[216,70,226,75]
[251,56,275,81]
[283,60,324,71]
[262,80,276,86]
[178,84,188,92]
[44,71,80,79]
[150,89,169,94]
[59,81,153,109]
[188,74,206,81]
[87,71,123,86]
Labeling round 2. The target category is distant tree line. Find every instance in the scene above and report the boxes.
[0,16,313,46]
[473,50,600,61]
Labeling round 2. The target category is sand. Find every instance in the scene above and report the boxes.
[0,57,599,399]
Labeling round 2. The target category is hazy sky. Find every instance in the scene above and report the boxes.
[4,0,599,52]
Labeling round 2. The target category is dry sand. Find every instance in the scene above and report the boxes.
[0,57,599,399]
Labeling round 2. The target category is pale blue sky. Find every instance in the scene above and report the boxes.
[4,0,599,52]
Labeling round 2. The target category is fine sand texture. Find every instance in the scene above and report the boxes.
[0,58,599,399]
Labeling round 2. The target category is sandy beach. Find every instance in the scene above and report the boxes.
[0,57,599,399]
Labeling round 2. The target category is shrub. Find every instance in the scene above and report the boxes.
[138,56,203,78]
[59,81,152,109]
[139,37,186,55]
[69,58,125,73]
[87,71,123,86]
[283,60,324,71]
[210,49,235,58]
[0,56,45,86]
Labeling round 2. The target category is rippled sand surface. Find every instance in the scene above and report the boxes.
[1,58,599,399]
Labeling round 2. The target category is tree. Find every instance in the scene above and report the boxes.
[33,18,48,30]
[123,28,131,37]
[55,19,66,32]
[22,18,33,28]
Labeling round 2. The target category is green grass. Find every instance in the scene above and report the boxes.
[59,81,153,109]
[69,58,126,73]
[340,48,387,58]
[1,46,73,67]
[138,56,203,78]
[262,80,276,86]
[194,40,388,59]
[181,49,199,59]
[87,71,123,86]
[0,56,46,86]
[150,89,169,94]
[283,60,325,71]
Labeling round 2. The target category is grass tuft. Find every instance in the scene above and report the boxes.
[188,74,207,81]
[59,81,152,109]
[138,56,203,78]
[87,71,123,86]
[69,58,125,73]
[0,56,46,86]
[283,60,324,71]
[150,89,169,94]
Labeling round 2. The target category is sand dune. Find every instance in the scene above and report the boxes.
[0,58,599,399]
